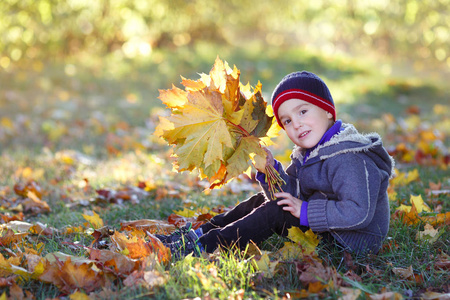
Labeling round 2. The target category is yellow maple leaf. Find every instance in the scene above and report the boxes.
[82,211,104,229]
[285,227,320,255]
[396,194,431,214]
[253,252,278,278]
[390,169,419,187]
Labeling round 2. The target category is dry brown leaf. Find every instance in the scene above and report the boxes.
[22,191,50,214]
[421,292,450,300]
[392,265,414,279]
[369,291,403,300]
[0,276,16,287]
[0,229,28,247]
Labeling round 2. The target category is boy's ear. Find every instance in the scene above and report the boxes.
[326,112,333,119]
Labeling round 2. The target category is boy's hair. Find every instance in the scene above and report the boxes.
[271,71,336,127]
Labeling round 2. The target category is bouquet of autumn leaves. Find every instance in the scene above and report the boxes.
[155,57,284,195]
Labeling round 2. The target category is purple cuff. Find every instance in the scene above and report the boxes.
[256,159,281,183]
[299,201,309,227]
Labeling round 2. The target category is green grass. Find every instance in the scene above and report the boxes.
[0,45,448,299]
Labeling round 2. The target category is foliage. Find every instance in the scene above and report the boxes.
[155,57,282,192]
[0,0,449,68]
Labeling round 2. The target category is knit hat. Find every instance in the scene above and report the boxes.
[271,71,335,128]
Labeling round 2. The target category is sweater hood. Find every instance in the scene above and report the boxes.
[292,123,395,178]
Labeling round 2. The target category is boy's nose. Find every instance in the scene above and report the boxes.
[293,120,303,129]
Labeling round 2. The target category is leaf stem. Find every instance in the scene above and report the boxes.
[225,119,250,137]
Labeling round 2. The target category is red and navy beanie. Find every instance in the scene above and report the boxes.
[271,71,336,128]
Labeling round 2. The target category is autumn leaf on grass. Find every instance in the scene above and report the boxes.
[82,211,104,229]
[8,253,46,280]
[109,231,171,263]
[277,227,320,259]
[392,265,423,284]
[3,220,56,236]
[110,231,149,259]
[295,256,338,294]
[396,194,431,214]
[120,219,176,235]
[89,249,140,276]
[39,256,106,294]
[252,252,278,278]
[123,269,167,289]
[416,223,444,243]
[145,233,172,265]
[155,57,283,194]
[0,229,28,247]
[394,194,450,226]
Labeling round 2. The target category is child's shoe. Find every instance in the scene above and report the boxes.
[154,222,194,243]
[164,229,202,260]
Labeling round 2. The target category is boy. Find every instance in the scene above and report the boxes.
[157,71,394,259]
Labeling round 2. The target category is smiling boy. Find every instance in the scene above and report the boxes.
[158,71,394,258]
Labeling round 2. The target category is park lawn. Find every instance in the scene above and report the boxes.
[0,46,448,299]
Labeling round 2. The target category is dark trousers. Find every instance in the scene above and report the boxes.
[198,192,307,253]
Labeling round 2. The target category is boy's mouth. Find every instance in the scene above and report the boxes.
[299,131,310,139]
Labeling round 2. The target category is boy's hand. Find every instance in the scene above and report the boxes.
[255,147,275,173]
[275,192,303,219]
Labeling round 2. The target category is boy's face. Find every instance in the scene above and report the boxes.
[277,98,334,149]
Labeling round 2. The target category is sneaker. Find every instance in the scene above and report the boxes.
[165,229,202,260]
[155,222,193,244]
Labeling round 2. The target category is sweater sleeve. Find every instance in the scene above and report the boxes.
[299,201,309,227]
[307,154,381,232]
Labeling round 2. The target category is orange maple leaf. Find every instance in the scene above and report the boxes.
[39,256,106,294]
[89,249,140,276]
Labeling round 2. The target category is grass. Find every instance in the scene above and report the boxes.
[0,44,449,299]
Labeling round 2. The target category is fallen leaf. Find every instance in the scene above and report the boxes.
[0,276,16,287]
[89,249,140,276]
[69,291,92,300]
[339,287,362,300]
[369,291,403,300]
[392,265,414,279]
[286,227,320,254]
[421,292,450,300]
[120,219,176,234]
[13,180,43,199]
[434,253,450,271]
[39,256,106,294]
[0,229,28,247]
[123,269,167,289]
[416,223,442,243]
[82,211,104,229]
[253,252,278,278]
[390,169,419,187]
[308,280,327,293]
[396,194,431,214]
[145,233,172,265]
[22,191,51,214]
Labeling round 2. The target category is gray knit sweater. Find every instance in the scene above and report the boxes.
[262,123,395,254]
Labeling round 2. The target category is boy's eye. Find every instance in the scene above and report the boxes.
[283,119,291,126]
[299,110,307,115]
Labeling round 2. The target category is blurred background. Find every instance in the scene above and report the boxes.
[0,0,448,170]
